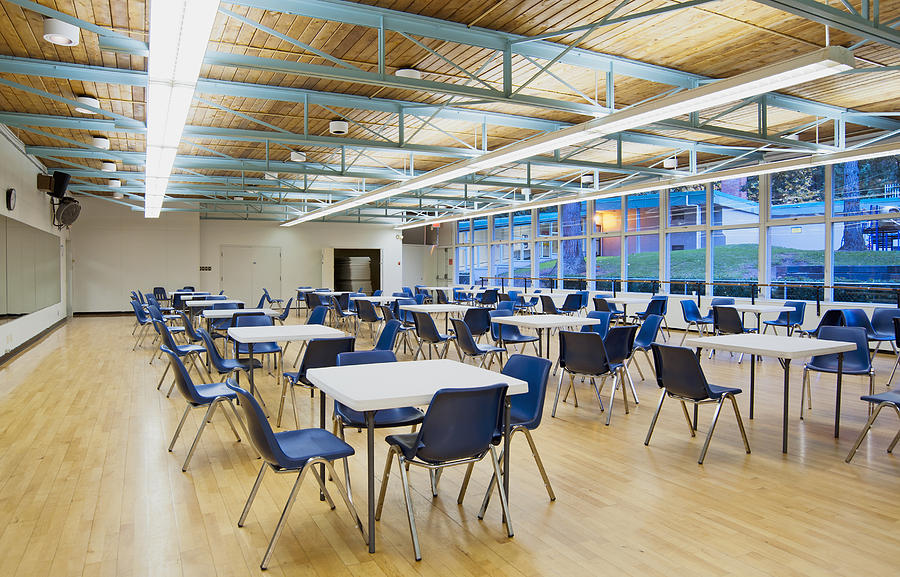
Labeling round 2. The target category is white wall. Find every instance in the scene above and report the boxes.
[0,127,67,356]
[70,197,199,312]
[402,245,426,287]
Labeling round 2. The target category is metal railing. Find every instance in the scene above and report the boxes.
[473,276,900,315]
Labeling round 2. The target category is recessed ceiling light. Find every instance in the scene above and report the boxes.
[329,120,349,135]
[100,161,116,172]
[74,96,100,114]
[92,136,110,149]
[43,18,80,46]
[290,151,307,162]
[395,68,422,80]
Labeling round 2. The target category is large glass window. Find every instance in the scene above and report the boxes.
[512,210,532,240]
[457,220,470,244]
[833,220,900,303]
[472,245,489,284]
[492,214,509,242]
[711,227,759,297]
[561,201,586,237]
[491,244,510,283]
[561,238,587,289]
[536,240,558,288]
[833,157,900,217]
[667,231,706,295]
[627,191,660,231]
[593,197,623,234]
[455,246,470,284]
[769,223,825,299]
[537,206,558,237]
[626,234,659,292]
[770,166,825,218]
[713,176,759,226]
[472,216,488,244]
[512,242,531,287]
[669,186,706,226]
[594,237,621,291]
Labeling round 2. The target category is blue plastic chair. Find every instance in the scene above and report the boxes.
[843,309,893,353]
[227,380,366,570]
[845,385,900,462]
[354,298,383,339]
[553,330,613,418]
[463,307,491,341]
[130,299,153,350]
[152,319,209,395]
[160,346,249,471]
[489,309,539,358]
[888,317,900,386]
[580,310,612,338]
[633,295,669,339]
[872,308,900,353]
[414,293,427,304]
[495,300,516,313]
[291,306,330,365]
[280,337,355,427]
[274,298,294,325]
[451,318,505,368]
[762,301,806,336]
[232,314,282,370]
[801,326,874,420]
[195,326,261,378]
[680,299,712,344]
[706,297,734,319]
[646,343,750,464]
[559,293,583,315]
[593,296,624,320]
[209,301,241,340]
[373,289,383,297]
[411,311,454,359]
[373,319,402,352]
[374,383,512,561]
[262,288,284,309]
[628,314,663,381]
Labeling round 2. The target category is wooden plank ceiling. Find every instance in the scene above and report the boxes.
[0,0,897,221]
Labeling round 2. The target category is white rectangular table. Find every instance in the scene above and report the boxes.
[606,296,652,317]
[306,359,528,554]
[685,334,856,453]
[727,303,793,332]
[185,299,243,307]
[489,314,609,358]
[227,324,346,400]
[350,295,397,304]
[200,307,278,332]
[400,303,472,332]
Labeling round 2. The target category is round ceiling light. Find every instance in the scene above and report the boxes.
[290,150,307,162]
[395,68,422,80]
[92,136,110,150]
[663,156,678,169]
[108,179,121,188]
[43,18,80,46]
[100,161,116,172]
[329,120,349,135]
[74,96,100,114]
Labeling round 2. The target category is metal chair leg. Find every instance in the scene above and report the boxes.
[605,374,619,426]
[182,401,217,471]
[551,370,565,417]
[238,463,267,526]
[168,404,192,452]
[457,462,475,504]
[845,402,890,462]
[375,447,396,521]
[730,394,751,454]
[698,398,726,464]
[260,465,312,570]
[486,445,514,537]
[321,460,367,544]
[522,428,555,501]
[396,455,421,561]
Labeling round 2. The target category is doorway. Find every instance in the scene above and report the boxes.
[332,248,381,292]
[220,245,282,305]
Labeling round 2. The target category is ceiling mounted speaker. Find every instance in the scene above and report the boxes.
[49,171,70,199]
[290,150,307,162]
[54,197,81,227]
[663,156,678,169]
[100,161,116,172]
[92,136,110,149]
[108,179,121,188]
[43,18,80,46]
[74,96,100,114]
[395,68,422,80]
[580,174,593,184]
[329,120,349,135]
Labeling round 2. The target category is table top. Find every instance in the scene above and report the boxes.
[400,304,471,314]
[306,359,528,412]
[201,308,279,319]
[171,291,210,296]
[228,324,345,343]
[605,296,652,305]
[350,295,396,303]
[684,334,856,359]
[490,313,608,329]
[185,299,243,307]
[419,286,457,291]
[727,303,793,314]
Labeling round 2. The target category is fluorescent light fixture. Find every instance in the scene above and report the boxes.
[395,140,900,230]
[144,0,219,218]
[43,18,79,46]
[74,96,100,114]
[285,47,853,227]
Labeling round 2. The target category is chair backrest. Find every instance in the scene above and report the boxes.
[785,300,806,325]
[146,304,164,324]
[402,286,414,298]
[182,286,195,292]
[580,310,612,338]
[435,290,448,304]
[813,326,871,371]
[652,295,668,314]
[212,301,240,310]
[130,299,150,324]
[872,308,900,334]
[412,383,508,463]
[503,354,552,430]
[254,295,267,309]
[496,300,515,313]
[337,349,396,366]
[337,293,351,311]
[233,311,272,328]
[895,317,900,347]
[356,299,380,322]
[634,314,663,349]
[709,297,734,309]
[561,293,582,311]
[276,298,294,321]
[153,287,168,301]
[497,292,511,302]
[414,293,427,305]
[379,304,396,322]
[713,306,744,335]
[453,288,465,301]
[331,296,349,317]
[450,318,483,356]
[593,297,611,312]
[841,308,876,336]
[680,298,703,322]
[178,311,202,341]
[374,320,402,351]
[645,297,666,316]
[195,327,230,372]
[136,290,146,304]
[577,290,590,309]
[463,307,491,336]
[604,325,639,365]
[373,289,383,296]
[540,295,560,314]
[145,293,161,309]
[558,330,610,375]
[226,380,290,467]
[489,309,511,341]
[298,337,356,379]
[480,289,498,305]
[395,298,416,324]
[160,346,207,405]
[815,309,845,334]
[651,343,713,400]
[392,291,408,298]
[412,311,443,343]
[307,305,328,325]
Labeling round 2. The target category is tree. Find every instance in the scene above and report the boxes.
[839,160,866,251]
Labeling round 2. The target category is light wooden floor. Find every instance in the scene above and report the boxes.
[1,315,899,577]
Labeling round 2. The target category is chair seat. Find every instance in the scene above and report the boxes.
[763,319,790,327]
[806,358,871,375]
[385,432,426,461]
[869,331,894,342]
[335,403,424,429]
[272,428,355,469]
[860,389,900,406]
[474,343,505,355]
[172,343,206,356]
[707,383,742,399]
[217,357,263,373]
[192,381,239,404]
[167,326,186,334]
[237,342,282,355]
[425,333,452,343]
[498,333,538,344]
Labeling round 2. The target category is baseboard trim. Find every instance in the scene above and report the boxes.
[73,311,132,317]
[0,318,68,367]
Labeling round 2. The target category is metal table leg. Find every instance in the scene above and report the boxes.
[750,353,756,419]
[248,343,255,397]
[366,411,376,553]
[834,352,843,438]
[782,358,791,453]
[319,390,326,502]
[502,397,512,530]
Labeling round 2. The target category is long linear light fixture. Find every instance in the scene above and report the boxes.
[281,46,854,227]
[144,0,219,218]
[394,140,900,230]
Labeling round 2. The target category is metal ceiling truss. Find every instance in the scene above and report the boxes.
[751,0,900,50]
